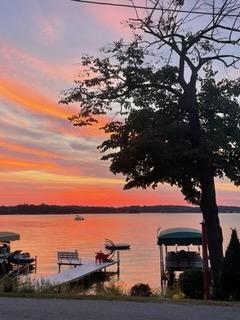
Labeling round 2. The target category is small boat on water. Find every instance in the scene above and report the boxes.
[75,215,85,221]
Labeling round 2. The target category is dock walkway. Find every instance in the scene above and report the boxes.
[44,260,119,286]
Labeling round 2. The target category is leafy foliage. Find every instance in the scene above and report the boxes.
[60,38,240,206]
[105,69,240,204]
[221,229,240,300]
[130,283,152,296]
[179,269,204,299]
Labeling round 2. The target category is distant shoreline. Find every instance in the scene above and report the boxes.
[0,204,240,215]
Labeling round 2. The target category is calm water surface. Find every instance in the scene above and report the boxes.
[0,213,239,289]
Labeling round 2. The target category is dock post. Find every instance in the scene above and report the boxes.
[201,220,210,300]
[34,256,37,274]
[159,245,166,296]
[117,251,120,274]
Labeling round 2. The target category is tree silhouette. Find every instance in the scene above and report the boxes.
[222,229,240,300]
[61,0,240,294]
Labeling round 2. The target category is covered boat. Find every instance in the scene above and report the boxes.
[157,227,203,293]
[157,227,202,246]
[0,232,20,263]
[0,231,36,274]
[158,227,202,271]
[7,250,35,265]
[0,232,20,243]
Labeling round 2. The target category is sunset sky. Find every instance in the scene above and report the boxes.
[0,0,239,206]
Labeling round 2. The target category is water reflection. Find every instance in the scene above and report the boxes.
[0,213,238,289]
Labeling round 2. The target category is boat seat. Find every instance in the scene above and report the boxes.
[166,250,202,271]
[57,251,82,272]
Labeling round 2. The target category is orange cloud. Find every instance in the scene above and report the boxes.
[0,155,55,171]
[0,167,184,205]
[0,76,114,139]
[0,42,123,138]
[0,154,81,176]
[0,169,237,206]
[0,181,184,206]
[0,138,56,159]
[216,180,240,193]
[0,170,123,186]
[0,77,70,120]
[48,115,110,139]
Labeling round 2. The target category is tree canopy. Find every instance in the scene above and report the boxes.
[99,67,240,205]
[61,38,240,206]
[61,0,240,292]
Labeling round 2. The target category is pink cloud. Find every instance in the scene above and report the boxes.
[36,15,61,44]
[0,42,76,83]
[86,4,134,37]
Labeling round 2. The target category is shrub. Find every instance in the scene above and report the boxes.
[179,269,204,299]
[130,283,152,297]
[2,278,15,292]
[221,229,240,300]
[95,282,125,296]
[165,283,185,299]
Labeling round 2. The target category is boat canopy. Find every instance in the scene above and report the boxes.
[157,228,202,246]
[0,232,20,242]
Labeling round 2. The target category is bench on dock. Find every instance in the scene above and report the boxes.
[57,251,82,273]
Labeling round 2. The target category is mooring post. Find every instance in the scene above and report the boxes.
[201,220,210,300]
[34,256,37,274]
[159,245,164,295]
[117,251,120,274]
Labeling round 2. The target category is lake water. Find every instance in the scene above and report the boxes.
[0,213,239,290]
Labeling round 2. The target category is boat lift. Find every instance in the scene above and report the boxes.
[104,239,130,274]
[157,227,203,295]
[0,231,36,276]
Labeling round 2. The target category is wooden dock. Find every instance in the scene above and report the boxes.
[43,260,119,286]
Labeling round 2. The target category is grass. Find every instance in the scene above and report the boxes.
[0,277,240,307]
[0,277,76,295]
[92,282,127,297]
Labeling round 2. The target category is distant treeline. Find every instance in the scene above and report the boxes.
[0,204,240,214]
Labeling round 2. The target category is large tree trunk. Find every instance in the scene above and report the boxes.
[184,84,224,297]
[200,167,223,298]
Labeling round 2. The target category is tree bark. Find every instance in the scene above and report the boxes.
[184,84,223,297]
[200,166,223,298]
